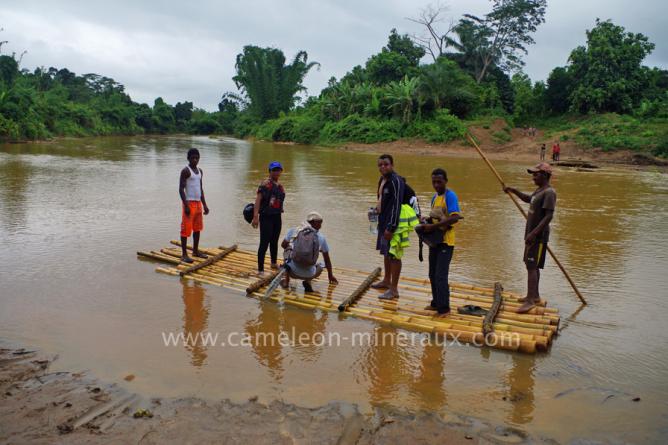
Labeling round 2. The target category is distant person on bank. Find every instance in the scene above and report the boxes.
[540,143,546,161]
[252,161,286,274]
[504,163,557,313]
[417,168,463,317]
[552,142,561,162]
[179,148,210,263]
[371,154,419,300]
[280,212,338,292]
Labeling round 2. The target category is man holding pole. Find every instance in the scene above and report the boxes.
[504,163,556,313]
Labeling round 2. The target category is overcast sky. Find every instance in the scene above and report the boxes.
[2,0,666,111]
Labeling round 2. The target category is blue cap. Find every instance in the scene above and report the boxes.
[268,161,283,171]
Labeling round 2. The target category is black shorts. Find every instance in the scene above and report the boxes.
[524,240,547,269]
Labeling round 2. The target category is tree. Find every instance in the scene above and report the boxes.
[511,72,545,124]
[447,0,547,83]
[0,55,18,88]
[174,101,193,129]
[544,67,573,113]
[151,97,175,134]
[417,58,480,117]
[233,46,319,120]
[568,19,655,113]
[407,2,455,63]
[385,75,419,123]
[365,29,425,85]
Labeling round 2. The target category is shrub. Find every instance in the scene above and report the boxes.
[320,114,402,144]
[405,110,466,143]
[492,131,512,144]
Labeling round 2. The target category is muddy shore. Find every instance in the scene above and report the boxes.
[1,346,560,444]
[336,123,668,172]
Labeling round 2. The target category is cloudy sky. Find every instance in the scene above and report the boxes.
[2,0,666,110]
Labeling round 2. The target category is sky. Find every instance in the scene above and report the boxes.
[2,0,666,111]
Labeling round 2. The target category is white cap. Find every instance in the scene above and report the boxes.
[306,211,323,222]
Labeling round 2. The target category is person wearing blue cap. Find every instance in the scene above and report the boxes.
[252,161,286,273]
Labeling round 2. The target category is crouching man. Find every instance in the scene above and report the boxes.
[280,212,338,292]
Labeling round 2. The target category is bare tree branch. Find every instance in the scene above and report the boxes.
[406,1,455,62]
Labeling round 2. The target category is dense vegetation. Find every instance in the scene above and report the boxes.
[0,58,225,140]
[1,0,667,157]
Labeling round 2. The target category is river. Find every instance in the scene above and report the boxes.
[1,135,667,443]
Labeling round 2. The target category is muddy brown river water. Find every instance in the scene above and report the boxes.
[1,135,667,443]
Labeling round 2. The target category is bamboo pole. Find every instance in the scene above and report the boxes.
[179,244,237,276]
[465,133,587,305]
[338,267,382,312]
[483,282,503,335]
[246,270,282,294]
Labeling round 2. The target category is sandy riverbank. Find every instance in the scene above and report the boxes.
[335,120,668,171]
[1,346,558,444]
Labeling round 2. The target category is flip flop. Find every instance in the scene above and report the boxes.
[181,256,194,264]
[371,282,390,290]
[193,252,208,259]
[517,302,536,314]
[457,305,488,316]
[379,290,399,300]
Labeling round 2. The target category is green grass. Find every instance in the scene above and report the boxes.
[536,113,668,155]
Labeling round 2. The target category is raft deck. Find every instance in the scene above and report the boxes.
[137,241,560,354]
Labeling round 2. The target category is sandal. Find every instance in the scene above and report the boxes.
[457,305,488,316]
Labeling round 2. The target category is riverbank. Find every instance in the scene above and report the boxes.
[1,345,553,444]
[334,119,668,170]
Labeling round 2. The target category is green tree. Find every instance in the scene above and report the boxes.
[365,29,425,85]
[417,58,480,118]
[511,72,545,124]
[0,55,19,88]
[447,0,547,83]
[568,19,656,113]
[385,75,419,123]
[544,66,574,113]
[151,97,175,134]
[233,46,319,120]
[174,101,193,129]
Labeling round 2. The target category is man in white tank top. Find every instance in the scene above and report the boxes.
[179,148,210,263]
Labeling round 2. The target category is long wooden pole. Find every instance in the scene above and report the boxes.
[179,244,237,276]
[338,267,382,312]
[466,133,587,305]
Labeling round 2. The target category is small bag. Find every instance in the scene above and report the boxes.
[243,203,254,224]
[415,224,444,249]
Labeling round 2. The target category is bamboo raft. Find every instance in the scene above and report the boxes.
[137,241,560,354]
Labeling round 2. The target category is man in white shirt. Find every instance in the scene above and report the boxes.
[280,212,338,292]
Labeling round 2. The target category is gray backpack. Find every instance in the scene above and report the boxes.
[291,226,320,267]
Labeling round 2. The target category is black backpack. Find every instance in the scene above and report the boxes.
[402,181,416,205]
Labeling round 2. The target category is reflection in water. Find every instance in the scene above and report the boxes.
[411,337,447,411]
[181,279,210,368]
[360,326,412,407]
[0,158,32,232]
[245,301,285,383]
[506,354,536,425]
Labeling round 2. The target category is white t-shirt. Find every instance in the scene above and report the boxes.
[284,228,329,278]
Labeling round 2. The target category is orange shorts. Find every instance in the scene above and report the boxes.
[181,201,203,237]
